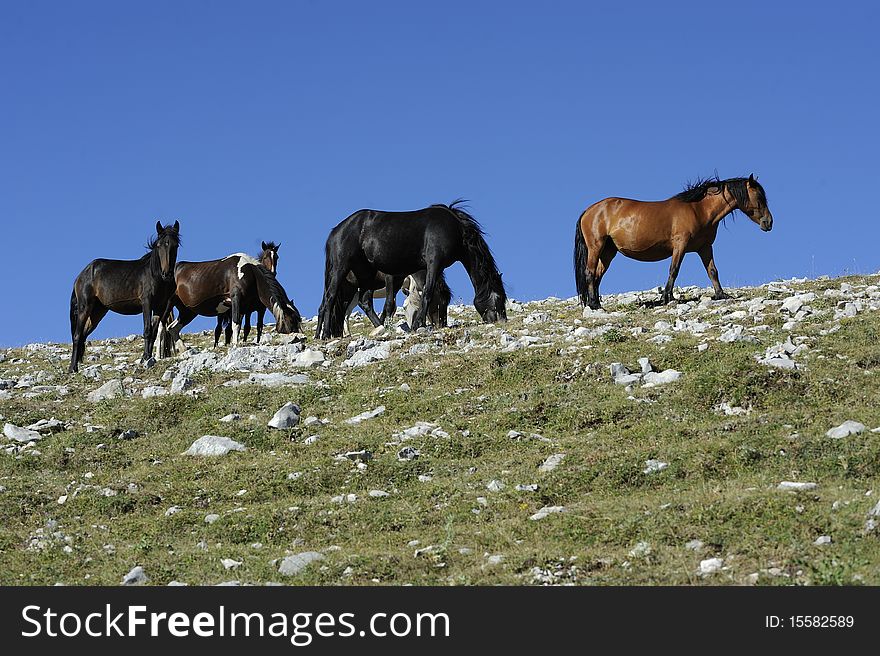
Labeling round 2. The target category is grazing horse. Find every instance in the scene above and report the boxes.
[215,241,281,346]
[163,254,301,353]
[68,221,180,373]
[574,175,773,308]
[316,200,506,339]
[341,269,452,335]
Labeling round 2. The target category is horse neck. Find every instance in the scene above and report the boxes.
[461,255,502,302]
[695,190,737,227]
[250,268,275,308]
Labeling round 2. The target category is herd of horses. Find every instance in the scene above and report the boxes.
[68,175,773,373]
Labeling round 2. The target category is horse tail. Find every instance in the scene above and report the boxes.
[69,288,78,339]
[442,200,506,305]
[437,270,452,307]
[574,211,589,307]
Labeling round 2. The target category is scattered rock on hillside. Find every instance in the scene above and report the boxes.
[777,481,818,491]
[826,420,865,439]
[268,402,301,429]
[3,423,42,443]
[345,406,385,425]
[87,379,125,402]
[183,435,246,457]
[539,453,566,473]
[278,551,325,576]
[121,565,148,585]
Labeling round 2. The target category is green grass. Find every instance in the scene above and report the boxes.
[1,274,879,585]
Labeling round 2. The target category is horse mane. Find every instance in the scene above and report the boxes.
[436,199,507,306]
[247,263,302,331]
[673,176,767,214]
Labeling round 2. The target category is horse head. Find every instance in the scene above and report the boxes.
[274,300,302,334]
[153,220,181,281]
[740,174,773,232]
[475,288,508,324]
[260,241,280,273]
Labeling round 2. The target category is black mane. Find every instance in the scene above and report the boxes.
[673,176,767,212]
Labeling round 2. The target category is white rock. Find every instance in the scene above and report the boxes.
[183,435,246,457]
[294,349,325,367]
[344,342,392,367]
[685,539,704,551]
[642,369,681,386]
[268,402,301,429]
[164,506,182,517]
[486,479,505,493]
[219,413,241,423]
[3,423,42,443]
[397,446,420,461]
[826,420,865,439]
[538,453,566,473]
[278,551,325,576]
[170,373,193,394]
[205,513,220,524]
[777,481,818,491]
[629,541,651,558]
[368,490,389,498]
[643,459,668,474]
[121,565,147,585]
[529,505,565,521]
[814,535,832,546]
[141,386,167,398]
[699,557,724,575]
[87,379,125,402]
[221,558,243,570]
[345,405,386,425]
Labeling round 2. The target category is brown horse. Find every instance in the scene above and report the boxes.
[574,175,773,308]
[162,253,301,354]
[214,241,280,346]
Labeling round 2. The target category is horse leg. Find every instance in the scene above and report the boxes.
[214,316,224,348]
[343,293,358,337]
[698,244,728,300]
[358,284,383,328]
[255,308,265,343]
[141,299,155,362]
[167,303,195,353]
[584,237,605,309]
[594,242,618,300]
[230,295,243,347]
[242,313,252,343]
[412,265,439,331]
[662,245,686,304]
[381,275,401,326]
[69,297,88,373]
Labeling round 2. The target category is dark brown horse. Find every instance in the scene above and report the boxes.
[574,175,773,308]
[69,221,180,372]
[214,241,280,346]
[162,253,301,353]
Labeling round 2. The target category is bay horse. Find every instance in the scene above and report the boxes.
[341,269,452,335]
[574,175,773,309]
[68,221,180,373]
[315,200,506,339]
[215,241,280,346]
[162,254,301,353]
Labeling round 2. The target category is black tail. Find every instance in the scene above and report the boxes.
[574,212,589,307]
[436,271,452,307]
[69,289,77,340]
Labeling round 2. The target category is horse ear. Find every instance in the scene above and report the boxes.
[173,220,180,232]
[276,242,281,250]
[748,173,756,186]
[156,221,163,234]
[261,241,268,251]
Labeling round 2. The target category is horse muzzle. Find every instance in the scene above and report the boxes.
[760,215,773,232]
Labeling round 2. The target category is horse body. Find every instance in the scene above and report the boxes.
[164,255,301,352]
[316,201,505,339]
[215,242,280,346]
[69,221,180,372]
[575,175,772,308]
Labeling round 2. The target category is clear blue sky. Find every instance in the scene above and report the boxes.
[2,1,878,346]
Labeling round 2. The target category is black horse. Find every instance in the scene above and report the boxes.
[316,200,506,339]
[69,221,180,373]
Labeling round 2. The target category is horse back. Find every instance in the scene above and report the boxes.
[74,256,156,313]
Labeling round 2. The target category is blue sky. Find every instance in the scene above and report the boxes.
[2,1,878,346]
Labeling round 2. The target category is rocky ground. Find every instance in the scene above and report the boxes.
[1,273,879,585]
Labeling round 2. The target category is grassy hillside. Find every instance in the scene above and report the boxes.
[1,274,879,585]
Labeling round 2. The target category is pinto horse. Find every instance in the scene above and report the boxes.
[215,241,281,346]
[341,269,452,335]
[162,254,301,353]
[574,175,773,309]
[316,200,505,339]
[68,221,180,372]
